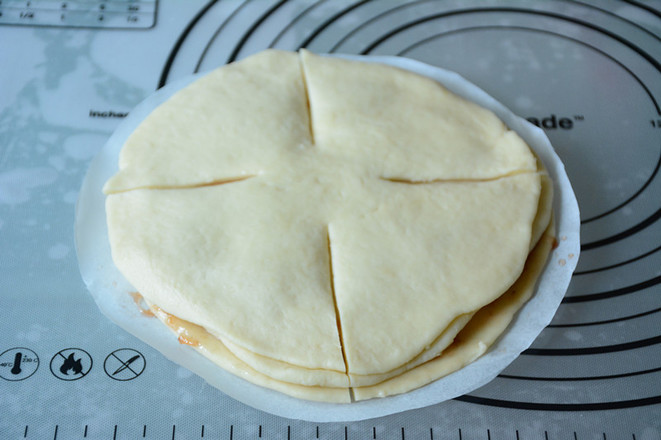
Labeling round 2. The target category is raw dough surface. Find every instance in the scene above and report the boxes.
[300,50,537,181]
[145,220,553,401]
[353,223,555,400]
[105,49,550,399]
[104,51,311,193]
[149,304,352,403]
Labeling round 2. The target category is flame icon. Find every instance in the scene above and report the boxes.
[59,353,83,375]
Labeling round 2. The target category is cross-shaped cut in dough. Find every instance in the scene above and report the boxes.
[105,50,543,392]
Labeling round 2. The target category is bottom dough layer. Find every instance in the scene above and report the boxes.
[144,221,554,402]
[149,304,352,403]
[353,222,555,400]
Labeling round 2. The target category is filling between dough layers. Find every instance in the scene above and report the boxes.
[104,49,553,402]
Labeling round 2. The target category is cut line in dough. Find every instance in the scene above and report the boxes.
[352,221,555,400]
[104,49,553,401]
[379,168,535,185]
[328,227,349,376]
[106,174,259,194]
[141,219,553,400]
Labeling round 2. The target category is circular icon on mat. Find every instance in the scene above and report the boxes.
[50,348,92,381]
[0,348,39,381]
[104,348,145,381]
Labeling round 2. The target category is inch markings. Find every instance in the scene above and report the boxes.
[16,424,644,439]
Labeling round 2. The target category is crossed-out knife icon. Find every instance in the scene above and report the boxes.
[112,355,140,375]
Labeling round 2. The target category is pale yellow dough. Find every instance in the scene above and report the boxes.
[105,49,551,401]
[149,304,351,403]
[300,49,537,181]
[151,173,552,390]
[352,223,555,400]
[143,220,552,401]
[104,50,311,193]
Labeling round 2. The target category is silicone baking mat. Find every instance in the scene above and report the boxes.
[1,0,659,438]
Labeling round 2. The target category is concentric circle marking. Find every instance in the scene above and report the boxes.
[154,0,661,410]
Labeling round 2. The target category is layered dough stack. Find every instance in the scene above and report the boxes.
[104,50,554,402]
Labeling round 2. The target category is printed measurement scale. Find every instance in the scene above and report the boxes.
[12,423,648,440]
[0,1,659,438]
[0,0,156,28]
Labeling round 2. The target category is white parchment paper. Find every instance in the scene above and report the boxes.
[74,54,580,422]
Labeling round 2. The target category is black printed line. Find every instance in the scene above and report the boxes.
[523,335,661,355]
[574,243,661,274]
[227,0,288,63]
[582,146,661,224]
[298,0,371,49]
[582,207,661,250]
[269,0,325,48]
[499,365,661,381]
[158,0,218,88]
[548,306,661,328]
[622,0,661,19]
[562,275,661,303]
[329,0,429,52]
[194,1,246,72]
[455,394,661,410]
